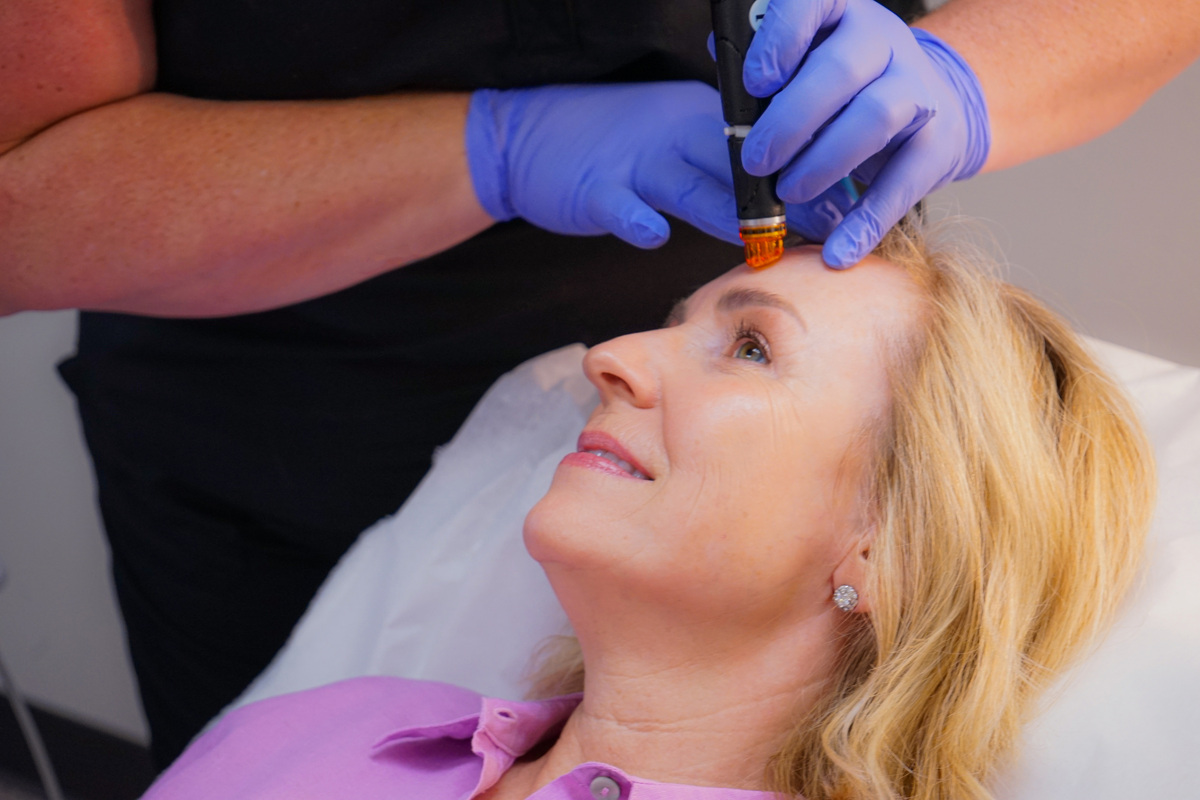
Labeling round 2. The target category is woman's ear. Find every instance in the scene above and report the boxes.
[831,527,874,615]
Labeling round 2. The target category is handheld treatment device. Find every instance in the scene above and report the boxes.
[710,0,787,270]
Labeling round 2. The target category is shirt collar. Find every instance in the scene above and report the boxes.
[371,692,784,800]
[371,692,582,796]
[370,693,582,756]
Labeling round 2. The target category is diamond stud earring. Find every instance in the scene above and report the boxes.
[833,584,859,612]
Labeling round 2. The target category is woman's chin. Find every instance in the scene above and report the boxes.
[522,489,587,567]
[521,477,637,572]
[525,457,649,547]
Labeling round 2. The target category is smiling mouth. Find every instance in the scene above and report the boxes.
[580,448,651,480]
[571,431,655,481]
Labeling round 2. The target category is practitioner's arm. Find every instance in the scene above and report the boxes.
[1,2,746,319]
[917,0,1200,173]
[0,0,491,317]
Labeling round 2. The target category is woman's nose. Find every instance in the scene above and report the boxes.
[582,332,661,409]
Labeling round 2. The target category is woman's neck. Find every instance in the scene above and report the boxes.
[498,613,839,797]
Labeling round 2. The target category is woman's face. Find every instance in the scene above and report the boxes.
[525,247,922,627]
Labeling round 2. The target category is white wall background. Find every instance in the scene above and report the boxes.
[931,60,1200,368]
[0,310,147,741]
[1,58,1198,748]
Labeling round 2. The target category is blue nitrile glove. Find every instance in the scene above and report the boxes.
[466,81,744,249]
[740,0,990,267]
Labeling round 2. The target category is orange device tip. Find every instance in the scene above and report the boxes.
[739,222,787,270]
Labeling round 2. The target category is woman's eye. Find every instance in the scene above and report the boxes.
[733,339,768,364]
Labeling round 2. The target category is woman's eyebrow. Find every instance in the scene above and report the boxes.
[716,287,808,331]
[662,287,808,331]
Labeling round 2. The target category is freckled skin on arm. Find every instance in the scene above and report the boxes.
[0,0,492,317]
[917,0,1200,173]
[0,0,157,155]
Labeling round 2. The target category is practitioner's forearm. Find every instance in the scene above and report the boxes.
[917,0,1200,173]
[0,91,491,317]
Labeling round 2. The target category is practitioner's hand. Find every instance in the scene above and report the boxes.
[741,0,991,267]
[465,81,743,249]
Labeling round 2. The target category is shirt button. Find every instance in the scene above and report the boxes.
[589,775,622,800]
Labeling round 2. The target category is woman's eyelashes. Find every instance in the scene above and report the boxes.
[731,321,770,364]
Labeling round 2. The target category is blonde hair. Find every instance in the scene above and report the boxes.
[528,216,1156,800]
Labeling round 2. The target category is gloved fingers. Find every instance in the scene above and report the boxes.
[584,184,673,249]
[659,92,744,245]
[822,130,940,267]
[744,0,848,97]
[707,31,716,61]
[849,145,892,187]
[742,17,891,176]
[641,161,742,246]
[665,88,737,200]
[675,117,736,184]
[785,179,856,242]
[775,74,935,204]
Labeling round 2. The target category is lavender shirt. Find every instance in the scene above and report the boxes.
[142,676,780,800]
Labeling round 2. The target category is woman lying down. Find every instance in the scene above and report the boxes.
[143,218,1155,800]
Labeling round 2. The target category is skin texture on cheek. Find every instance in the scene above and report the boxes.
[650,384,842,619]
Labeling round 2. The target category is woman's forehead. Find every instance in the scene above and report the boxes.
[678,247,920,329]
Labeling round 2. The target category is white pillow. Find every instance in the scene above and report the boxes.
[231,340,1200,799]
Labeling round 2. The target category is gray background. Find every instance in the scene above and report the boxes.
[1,59,1198,746]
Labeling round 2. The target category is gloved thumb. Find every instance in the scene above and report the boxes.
[786,179,857,243]
[586,185,672,249]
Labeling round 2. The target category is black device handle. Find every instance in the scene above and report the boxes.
[710,0,785,224]
[711,0,769,127]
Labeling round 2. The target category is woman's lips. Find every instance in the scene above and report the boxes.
[562,431,653,480]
